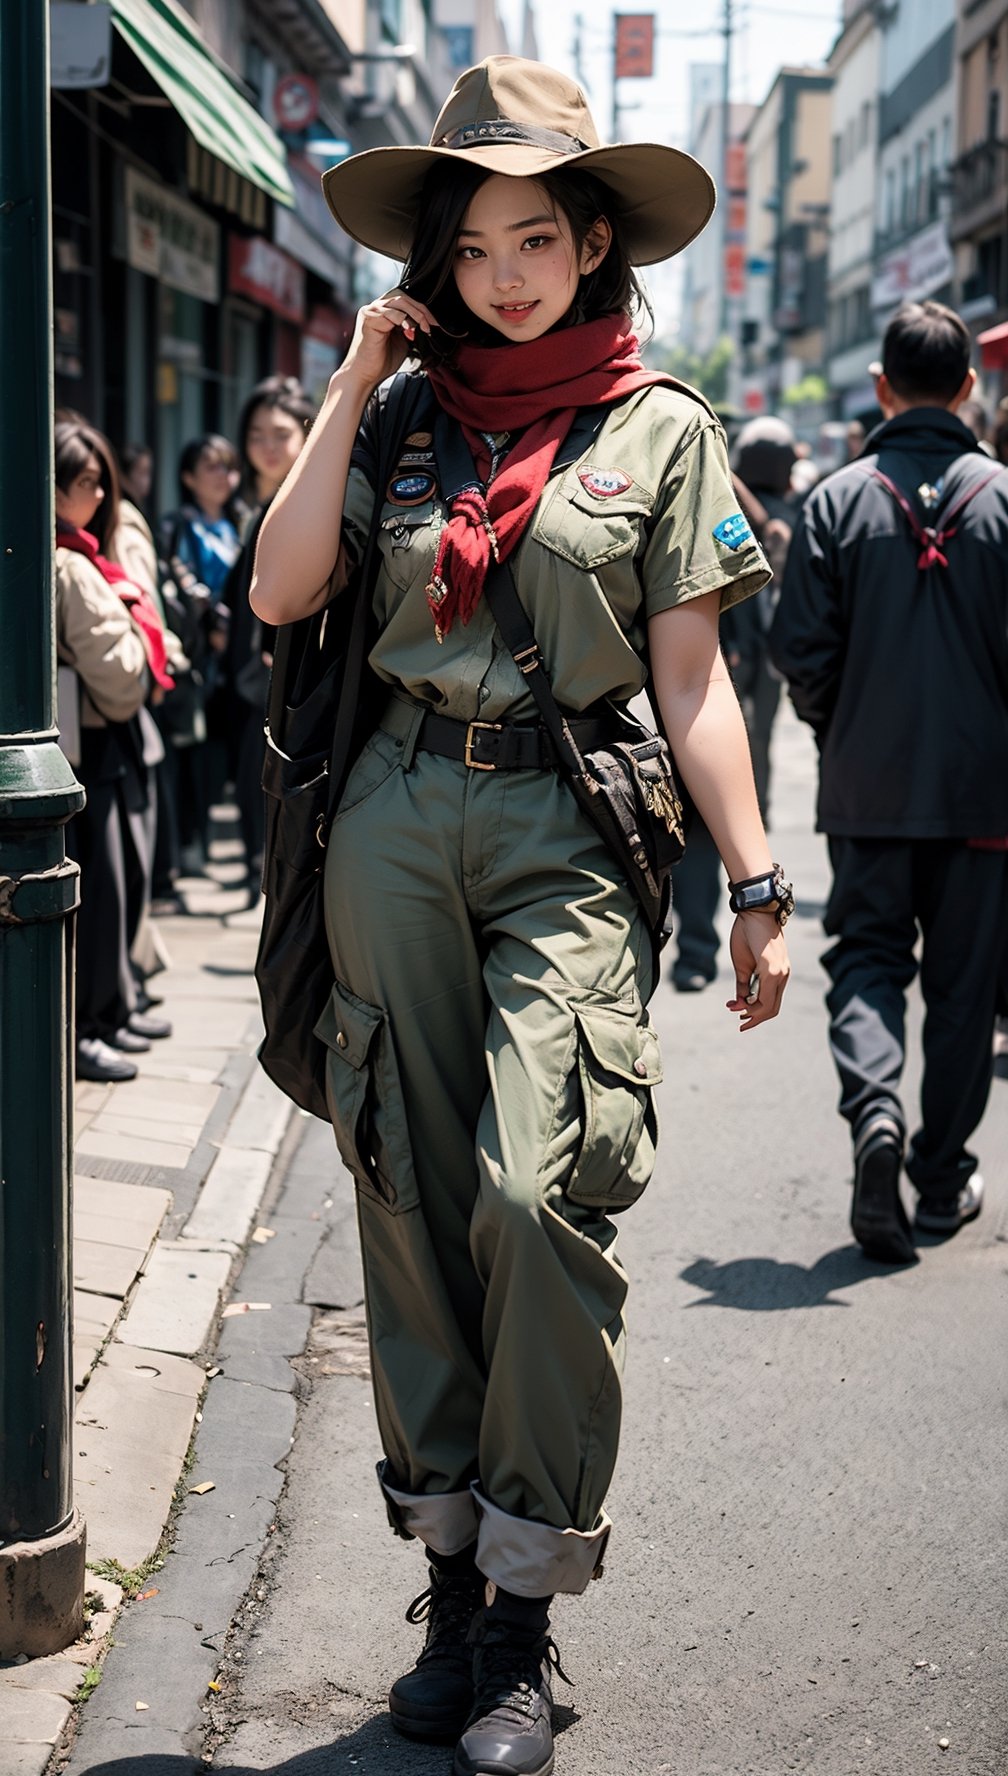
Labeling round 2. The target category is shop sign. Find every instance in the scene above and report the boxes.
[724,242,746,298]
[228,236,306,323]
[871,221,955,312]
[614,14,655,79]
[125,167,219,302]
[274,74,319,133]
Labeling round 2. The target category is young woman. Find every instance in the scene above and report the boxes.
[225,377,315,883]
[251,57,791,1776]
[159,434,243,871]
[55,420,173,1081]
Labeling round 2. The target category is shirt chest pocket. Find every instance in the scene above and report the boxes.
[377,500,443,593]
[531,471,653,571]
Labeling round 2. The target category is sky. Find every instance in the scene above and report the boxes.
[496,0,844,336]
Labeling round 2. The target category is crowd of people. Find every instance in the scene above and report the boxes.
[54,376,315,1083]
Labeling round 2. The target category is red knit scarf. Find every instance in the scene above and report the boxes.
[57,522,173,690]
[423,315,668,640]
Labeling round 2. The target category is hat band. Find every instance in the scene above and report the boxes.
[435,119,589,156]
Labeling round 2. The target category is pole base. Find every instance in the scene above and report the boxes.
[0,1510,86,1658]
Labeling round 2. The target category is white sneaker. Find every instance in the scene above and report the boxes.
[914,1173,984,1234]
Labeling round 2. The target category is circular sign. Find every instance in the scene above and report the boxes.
[274,74,319,133]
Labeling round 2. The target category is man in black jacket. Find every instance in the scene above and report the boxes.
[770,301,1008,1263]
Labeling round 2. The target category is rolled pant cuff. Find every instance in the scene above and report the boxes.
[376,1461,479,1555]
[471,1485,611,1598]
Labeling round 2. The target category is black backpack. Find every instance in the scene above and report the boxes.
[254,372,426,1118]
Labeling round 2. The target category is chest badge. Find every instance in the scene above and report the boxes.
[386,470,437,506]
[405,431,433,450]
[577,466,633,498]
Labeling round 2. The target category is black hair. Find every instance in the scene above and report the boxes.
[54,418,120,551]
[881,301,972,405]
[120,442,152,477]
[177,432,238,508]
[400,161,649,363]
[235,376,315,486]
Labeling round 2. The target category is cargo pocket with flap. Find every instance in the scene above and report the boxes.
[565,1000,662,1211]
[314,980,419,1214]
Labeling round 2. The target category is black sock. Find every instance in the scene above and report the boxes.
[426,1539,478,1576]
[485,1584,552,1628]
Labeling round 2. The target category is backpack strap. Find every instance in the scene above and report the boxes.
[870,459,1004,570]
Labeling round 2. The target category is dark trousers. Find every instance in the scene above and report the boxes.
[69,774,139,1042]
[823,836,1007,1199]
[670,817,721,981]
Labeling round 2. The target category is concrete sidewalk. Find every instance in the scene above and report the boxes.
[0,849,295,1776]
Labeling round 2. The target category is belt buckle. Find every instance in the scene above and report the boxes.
[464,720,503,770]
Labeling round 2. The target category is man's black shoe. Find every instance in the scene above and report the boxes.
[915,1172,984,1235]
[389,1565,482,1742]
[851,1119,916,1264]
[453,1606,569,1776]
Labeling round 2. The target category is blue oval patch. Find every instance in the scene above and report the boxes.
[387,471,436,506]
[713,513,753,551]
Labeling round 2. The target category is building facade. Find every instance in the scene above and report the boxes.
[740,67,834,416]
[49,0,471,514]
[826,0,881,419]
[870,0,957,345]
[949,0,1008,391]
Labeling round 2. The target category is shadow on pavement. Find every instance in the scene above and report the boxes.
[69,1704,581,1776]
[680,1242,909,1310]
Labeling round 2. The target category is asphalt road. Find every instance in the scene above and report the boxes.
[69,707,1008,1776]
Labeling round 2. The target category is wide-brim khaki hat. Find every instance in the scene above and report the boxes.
[323,56,715,267]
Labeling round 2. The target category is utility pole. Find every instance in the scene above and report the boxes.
[0,0,87,1656]
[719,0,733,339]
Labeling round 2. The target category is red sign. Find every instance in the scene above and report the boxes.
[228,236,306,323]
[744,388,765,413]
[724,242,746,298]
[614,14,654,80]
[727,196,747,237]
[274,73,319,133]
[726,141,748,193]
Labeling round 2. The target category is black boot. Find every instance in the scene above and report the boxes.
[453,1591,570,1776]
[389,1558,483,1742]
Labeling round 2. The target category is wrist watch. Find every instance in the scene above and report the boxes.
[727,863,795,927]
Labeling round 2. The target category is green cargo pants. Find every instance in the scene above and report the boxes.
[317,694,662,1597]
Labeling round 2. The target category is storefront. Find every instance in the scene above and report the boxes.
[50,0,294,515]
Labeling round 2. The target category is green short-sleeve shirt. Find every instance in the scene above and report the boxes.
[340,380,770,724]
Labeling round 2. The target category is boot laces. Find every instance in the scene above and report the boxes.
[405,1572,481,1668]
[470,1617,572,1719]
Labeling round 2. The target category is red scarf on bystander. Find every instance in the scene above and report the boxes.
[57,522,173,690]
[424,314,668,640]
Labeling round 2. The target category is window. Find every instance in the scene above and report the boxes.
[988,88,1001,141]
[833,132,842,176]
[860,100,871,149]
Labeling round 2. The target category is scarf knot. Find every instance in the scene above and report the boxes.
[421,315,667,640]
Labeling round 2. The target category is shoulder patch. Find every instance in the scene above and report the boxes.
[577,467,633,498]
[713,512,753,551]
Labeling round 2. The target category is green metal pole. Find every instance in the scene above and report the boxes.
[0,0,87,1654]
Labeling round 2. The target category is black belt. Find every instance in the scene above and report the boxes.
[415,707,612,772]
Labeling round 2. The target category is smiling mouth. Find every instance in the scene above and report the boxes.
[494,301,538,318]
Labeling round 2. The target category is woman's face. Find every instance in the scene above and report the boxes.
[56,449,104,531]
[245,404,305,498]
[183,446,236,517]
[453,175,609,343]
[123,452,153,504]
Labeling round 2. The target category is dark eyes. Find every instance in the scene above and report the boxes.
[457,234,554,260]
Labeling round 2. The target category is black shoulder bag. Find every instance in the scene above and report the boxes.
[254,371,424,1118]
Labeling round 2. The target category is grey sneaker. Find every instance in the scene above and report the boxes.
[914,1173,984,1234]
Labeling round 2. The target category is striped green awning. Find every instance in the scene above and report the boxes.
[110,0,294,208]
